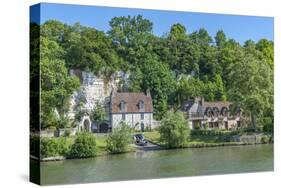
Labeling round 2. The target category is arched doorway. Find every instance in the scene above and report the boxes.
[83,119,90,132]
[80,116,92,132]
[99,122,109,133]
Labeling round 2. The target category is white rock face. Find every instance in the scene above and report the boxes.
[68,70,118,120]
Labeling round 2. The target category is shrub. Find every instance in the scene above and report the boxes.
[63,129,71,137]
[159,111,189,148]
[106,122,132,153]
[261,135,270,144]
[69,133,97,158]
[262,117,273,133]
[190,130,239,136]
[40,137,69,158]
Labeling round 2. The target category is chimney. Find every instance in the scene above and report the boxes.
[200,97,204,106]
[195,97,204,106]
[146,89,151,97]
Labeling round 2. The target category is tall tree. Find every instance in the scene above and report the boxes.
[228,53,273,129]
[215,30,227,48]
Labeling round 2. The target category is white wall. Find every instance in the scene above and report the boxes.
[112,113,153,130]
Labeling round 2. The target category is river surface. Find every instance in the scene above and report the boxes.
[39,144,273,185]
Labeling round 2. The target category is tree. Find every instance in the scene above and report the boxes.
[228,53,273,129]
[106,122,132,153]
[256,39,274,69]
[140,58,176,119]
[159,111,189,148]
[70,133,97,158]
[91,101,107,121]
[40,50,80,128]
[166,24,200,78]
[215,30,227,48]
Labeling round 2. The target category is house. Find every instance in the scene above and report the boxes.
[180,97,242,130]
[110,91,154,131]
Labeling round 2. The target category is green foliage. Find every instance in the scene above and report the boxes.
[159,111,189,148]
[40,57,80,128]
[262,117,274,133]
[40,137,70,158]
[106,122,132,153]
[90,101,107,121]
[38,17,273,134]
[191,130,238,136]
[228,52,273,129]
[69,133,97,158]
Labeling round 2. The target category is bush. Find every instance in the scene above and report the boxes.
[262,117,273,133]
[261,135,270,144]
[40,137,69,158]
[106,122,132,153]
[63,129,71,137]
[191,130,239,136]
[69,133,97,158]
[159,111,189,148]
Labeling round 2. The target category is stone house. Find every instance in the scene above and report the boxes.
[109,91,154,131]
[180,97,242,130]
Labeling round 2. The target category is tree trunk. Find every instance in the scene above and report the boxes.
[250,113,256,131]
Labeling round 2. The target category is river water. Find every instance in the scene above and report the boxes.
[39,144,273,185]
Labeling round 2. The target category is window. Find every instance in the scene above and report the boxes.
[139,100,144,110]
[141,113,144,120]
[120,100,126,111]
[122,113,126,121]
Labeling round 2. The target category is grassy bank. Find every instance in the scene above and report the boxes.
[142,130,272,148]
[35,134,136,161]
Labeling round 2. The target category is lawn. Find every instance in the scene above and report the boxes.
[141,130,229,146]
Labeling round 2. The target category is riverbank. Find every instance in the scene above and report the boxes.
[143,130,273,149]
[34,130,272,162]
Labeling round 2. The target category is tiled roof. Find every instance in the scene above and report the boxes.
[181,99,232,116]
[111,92,153,113]
[202,101,232,110]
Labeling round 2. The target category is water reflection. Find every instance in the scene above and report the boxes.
[40,144,273,185]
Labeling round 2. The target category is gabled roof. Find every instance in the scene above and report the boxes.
[181,98,232,115]
[111,92,153,113]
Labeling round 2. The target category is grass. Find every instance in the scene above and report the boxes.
[48,134,136,157]
[142,131,160,143]
[140,130,236,147]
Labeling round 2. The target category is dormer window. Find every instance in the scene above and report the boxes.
[138,100,144,110]
[120,100,126,111]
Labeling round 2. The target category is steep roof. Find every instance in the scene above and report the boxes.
[181,99,232,115]
[111,92,153,113]
[202,101,232,110]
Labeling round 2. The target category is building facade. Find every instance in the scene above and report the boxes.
[110,92,154,131]
[181,97,242,130]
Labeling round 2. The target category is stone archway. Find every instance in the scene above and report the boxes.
[80,116,92,132]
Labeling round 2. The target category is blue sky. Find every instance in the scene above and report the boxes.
[30,3,274,44]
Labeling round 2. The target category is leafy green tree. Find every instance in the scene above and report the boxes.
[228,53,273,129]
[141,58,176,119]
[256,39,274,69]
[215,30,227,48]
[40,56,80,128]
[106,122,132,153]
[159,111,189,148]
[108,15,156,69]
[166,24,200,78]
[69,133,97,158]
[91,101,107,121]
